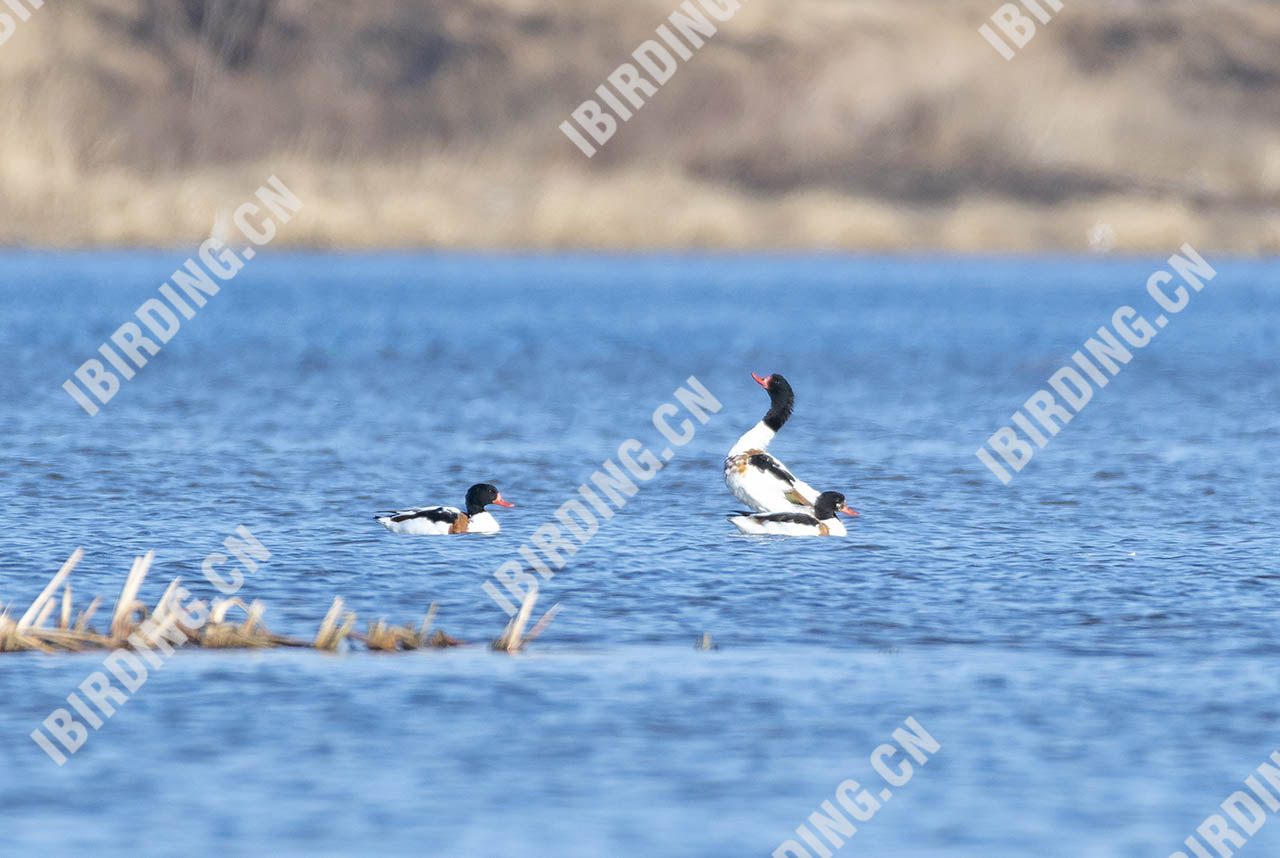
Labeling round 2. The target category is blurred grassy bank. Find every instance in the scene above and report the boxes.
[0,0,1277,252]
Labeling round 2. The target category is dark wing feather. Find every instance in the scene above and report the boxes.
[748,453,797,486]
[747,453,814,506]
[752,511,820,526]
[389,506,459,524]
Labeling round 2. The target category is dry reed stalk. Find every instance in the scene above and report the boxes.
[0,611,18,652]
[26,628,109,652]
[314,597,357,651]
[518,603,561,649]
[110,551,153,640]
[4,581,105,653]
[357,605,459,651]
[242,601,265,634]
[9,631,55,653]
[200,597,306,649]
[74,596,101,632]
[493,589,538,652]
[314,597,343,648]
[416,603,462,647]
[60,584,72,630]
[420,602,438,641]
[5,553,533,655]
[17,547,82,630]
[32,595,58,630]
[123,579,195,650]
[138,580,176,637]
[360,620,404,651]
[0,610,57,653]
[111,602,150,641]
[154,579,181,617]
[203,624,275,648]
[209,597,247,625]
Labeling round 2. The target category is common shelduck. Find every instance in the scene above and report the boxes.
[374,483,514,535]
[724,372,821,512]
[727,491,858,536]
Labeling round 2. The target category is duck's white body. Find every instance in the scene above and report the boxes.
[376,507,500,535]
[724,420,819,513]
[727,510,848,537]
[375,485,512,536]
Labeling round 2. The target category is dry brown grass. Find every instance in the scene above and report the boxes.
[2,549,552,655]
[0,0,1276,252]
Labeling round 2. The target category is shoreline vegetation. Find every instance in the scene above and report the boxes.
[0,0,1277,253]
[0,548,557,655]
[14,548,557,765]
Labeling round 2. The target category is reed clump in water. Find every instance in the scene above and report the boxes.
[354,603,462,651]
[493,590,560,653]
[201,597,311,649]
[2,549,556,655]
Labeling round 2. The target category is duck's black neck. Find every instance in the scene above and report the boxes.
[763,387,794,432]
[813,495,839,520]
[465,500,487,516]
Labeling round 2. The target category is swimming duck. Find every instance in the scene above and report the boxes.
[727,490,858,536]
[374,483,514,535]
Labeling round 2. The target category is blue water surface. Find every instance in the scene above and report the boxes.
[1,252,1278,857]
